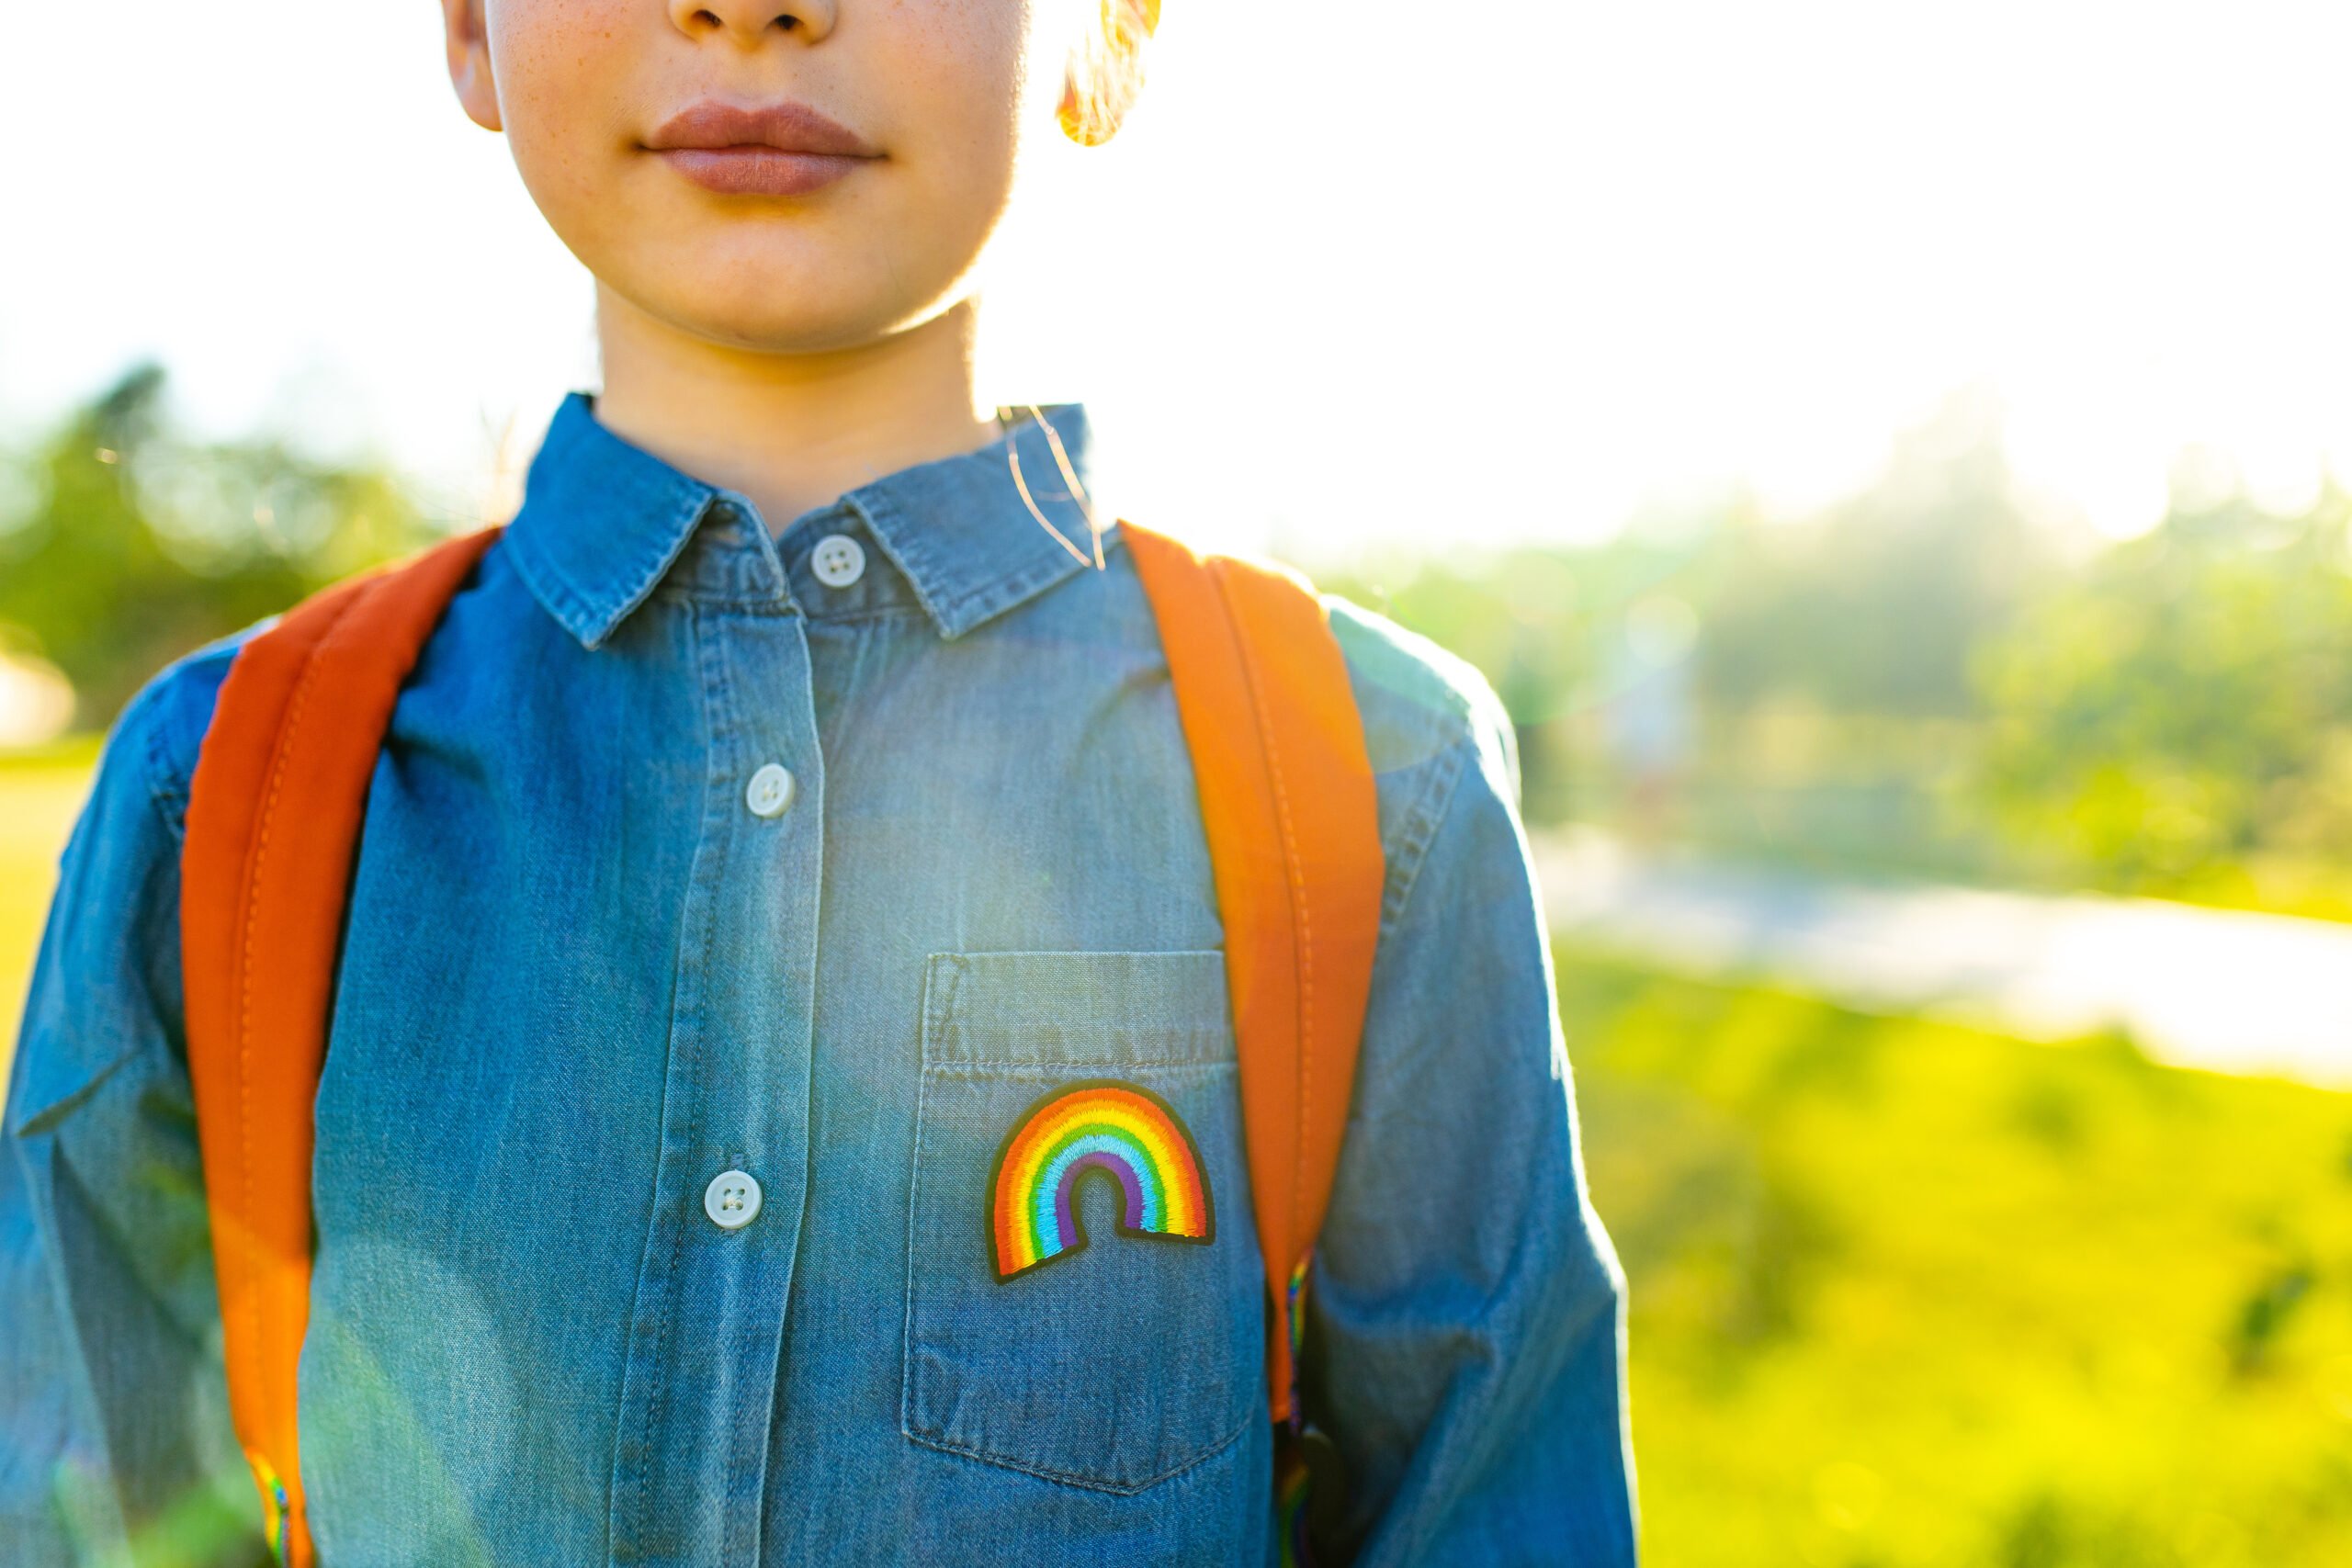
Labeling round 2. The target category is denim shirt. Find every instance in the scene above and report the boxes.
[2,394,1636,1566]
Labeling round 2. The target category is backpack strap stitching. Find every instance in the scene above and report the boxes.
[227,577,374,1556]
[1214,561,1317,1257]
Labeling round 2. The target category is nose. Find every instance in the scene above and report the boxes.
[669,0,838,45]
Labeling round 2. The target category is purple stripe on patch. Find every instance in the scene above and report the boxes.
[1056,1151,1148,1243]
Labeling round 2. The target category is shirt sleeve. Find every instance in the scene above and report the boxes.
[0,673,261,1564]
[1304,681,1638,1565]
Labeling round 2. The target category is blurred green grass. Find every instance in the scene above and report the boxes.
[1566,954,2352,1566]
[4,761,2349,1564]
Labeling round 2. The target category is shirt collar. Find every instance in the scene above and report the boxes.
[503,390,1113,649]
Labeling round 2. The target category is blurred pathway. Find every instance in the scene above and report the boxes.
[1531,829,2352,1092]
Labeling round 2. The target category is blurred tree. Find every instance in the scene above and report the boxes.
[0,364,429,727]
[1973,491,2352,898]
[1324,400,2056,846]
[1699,395,2052,721]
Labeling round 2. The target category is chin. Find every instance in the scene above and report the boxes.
[616,245,966,355]
[680,296,909,355]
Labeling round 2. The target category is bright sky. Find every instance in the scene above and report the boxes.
[6,2,2352,558]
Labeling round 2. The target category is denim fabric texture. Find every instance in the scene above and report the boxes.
[2,393,1638,1565]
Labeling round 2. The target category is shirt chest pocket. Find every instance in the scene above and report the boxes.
[902,951,1262,1493]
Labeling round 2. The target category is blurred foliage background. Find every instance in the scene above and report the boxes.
[4,370,2350,1567]
[1327,397,2352,919]
[0,364,430,730]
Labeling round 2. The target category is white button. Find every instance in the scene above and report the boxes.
[704,1169,763,1230]
[810,533,866,588]
[745,763,796,818]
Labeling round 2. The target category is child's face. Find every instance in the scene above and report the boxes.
[446,0,1079,353]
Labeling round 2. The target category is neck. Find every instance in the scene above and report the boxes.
[589,288,1001,533]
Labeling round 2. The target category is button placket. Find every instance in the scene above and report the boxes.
[610,605,822,1565]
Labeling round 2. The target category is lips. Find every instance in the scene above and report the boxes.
[644,100,881,197]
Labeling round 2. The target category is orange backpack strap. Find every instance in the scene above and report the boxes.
[1123,522,1385,1426]
[181,527,498,1566]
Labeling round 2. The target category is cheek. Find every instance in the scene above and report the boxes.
[487,0,643,214]
[880,2,1041,231]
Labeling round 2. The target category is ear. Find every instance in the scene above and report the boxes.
[442,0,503,132]
[1057,0,1159,147]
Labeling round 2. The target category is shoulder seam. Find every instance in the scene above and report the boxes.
[132,680,195,848]
[1374,731,1476,944]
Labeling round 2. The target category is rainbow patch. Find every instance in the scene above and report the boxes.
[988,1079,1215,1281]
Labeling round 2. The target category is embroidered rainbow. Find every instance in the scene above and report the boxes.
[988,1080,1215,1280]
